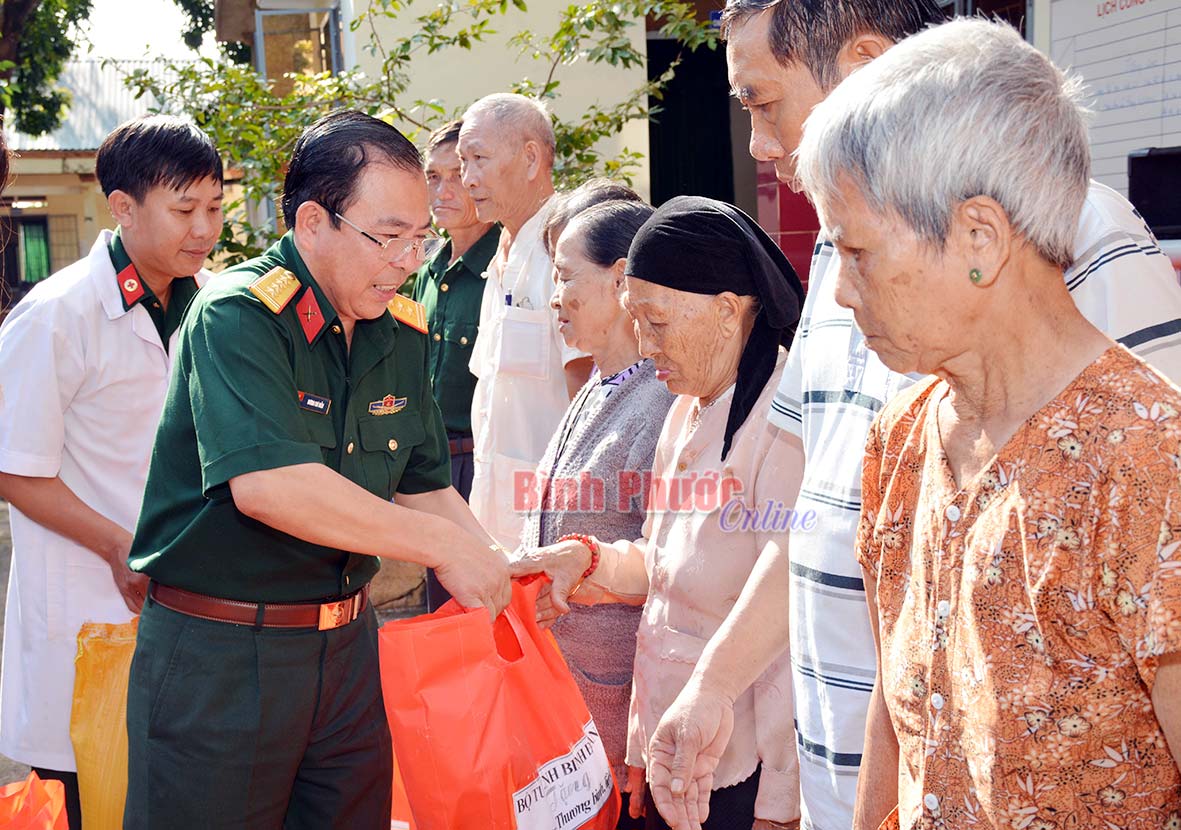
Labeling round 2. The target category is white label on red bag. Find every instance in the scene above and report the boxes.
[513,719,614,830]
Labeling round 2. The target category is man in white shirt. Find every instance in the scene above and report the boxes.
[458,94,592,547]
[645,6,1181,830]
[0,115,222,830]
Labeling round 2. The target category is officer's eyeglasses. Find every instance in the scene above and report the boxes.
[333,212,444,263]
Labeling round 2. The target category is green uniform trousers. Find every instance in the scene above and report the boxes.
[124,596,392,830]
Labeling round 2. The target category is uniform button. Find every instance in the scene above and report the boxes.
[440,283,450,292]
[332,324,342,334]
[945,504,961,522]
[387,439,398,452]
[460,336,468,345]
[677,463,687,472]
[936,599,951,619]
[433,333,442,342]
[931,692,945,710]
[346,441,355,454]
[924,793,939,812]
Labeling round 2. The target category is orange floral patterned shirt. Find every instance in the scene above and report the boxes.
[857,346,1181,829]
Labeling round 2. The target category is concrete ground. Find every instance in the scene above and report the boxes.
[0,501,30,785]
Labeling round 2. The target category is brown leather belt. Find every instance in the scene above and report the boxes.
[149,582,369,631]
[448,435,475,455]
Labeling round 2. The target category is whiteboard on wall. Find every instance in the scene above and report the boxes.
[1051,0,1181,195]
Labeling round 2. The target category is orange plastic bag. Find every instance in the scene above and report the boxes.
[380,577,621,830]
[0,772,68,830]
[391,754,417,830]
[70,617,138,830]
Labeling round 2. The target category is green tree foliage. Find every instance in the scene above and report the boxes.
[171,0,251,64]
[0,0,93,135]
[124,0,715,264]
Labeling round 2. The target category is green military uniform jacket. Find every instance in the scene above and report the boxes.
[129,232,451,602]
[411,225,499,436]
[108,226,200,350]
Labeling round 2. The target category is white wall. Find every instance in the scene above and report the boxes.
[350,3,652,199]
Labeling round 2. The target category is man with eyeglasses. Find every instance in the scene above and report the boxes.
[122,110,512,829]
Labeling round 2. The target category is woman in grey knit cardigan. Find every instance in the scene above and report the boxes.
[517,196,675,827]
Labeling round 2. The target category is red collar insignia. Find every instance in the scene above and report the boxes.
[117,264,145,308]
[295,287,325,344]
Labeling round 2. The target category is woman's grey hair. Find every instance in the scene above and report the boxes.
[795,18,1090,269]
[542,178,644,257]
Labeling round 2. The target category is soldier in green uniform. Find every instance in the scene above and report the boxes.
[413,120,500,610]
[123,110,512,830]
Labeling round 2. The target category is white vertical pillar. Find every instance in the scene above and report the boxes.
[339,0,357,69]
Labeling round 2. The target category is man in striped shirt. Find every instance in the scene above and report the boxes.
[646,5,1181,829]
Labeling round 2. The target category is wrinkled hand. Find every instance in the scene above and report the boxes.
[533,582,561,629]
[648,679,736,830]
[435,539,513,619]
[624,765,647,820]
[105,531,147,614]
[509,540,592,624]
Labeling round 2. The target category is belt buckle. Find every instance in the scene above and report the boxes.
[317,595,356,631]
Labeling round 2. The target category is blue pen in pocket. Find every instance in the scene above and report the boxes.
[505,293,513,306]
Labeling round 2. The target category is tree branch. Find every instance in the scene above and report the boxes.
[0,0,43,69]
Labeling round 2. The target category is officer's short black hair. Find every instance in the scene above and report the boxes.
[720,0,947,92]
[96,115,223,202]
[425,120,463,156]
[281,110,422,230]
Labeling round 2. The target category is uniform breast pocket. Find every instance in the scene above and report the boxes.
[301,411,338,464]
[497,305,551,380]
[442,319,477,353]
[358,415,426,499]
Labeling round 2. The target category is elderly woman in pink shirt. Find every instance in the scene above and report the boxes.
[514,196,805,830]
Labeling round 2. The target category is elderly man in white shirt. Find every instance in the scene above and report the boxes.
[0,115,222,830]
[459,94,593,547]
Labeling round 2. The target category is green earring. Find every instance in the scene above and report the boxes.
[969,268,983,284]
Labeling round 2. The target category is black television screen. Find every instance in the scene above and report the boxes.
[1128,146,1181,240]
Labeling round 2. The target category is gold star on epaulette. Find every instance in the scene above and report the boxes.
[387,294,428,333]
[248,267,300,314]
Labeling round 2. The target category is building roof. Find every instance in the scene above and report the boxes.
[5,60,172,152]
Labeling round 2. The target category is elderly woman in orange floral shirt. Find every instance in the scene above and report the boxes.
[794,18,1181,830]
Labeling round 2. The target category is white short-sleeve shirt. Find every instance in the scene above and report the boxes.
[0,231,211,770]
[467,204,587,547]
[771,180,1181,830]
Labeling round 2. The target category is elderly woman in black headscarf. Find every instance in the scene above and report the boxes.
[514,196,805,830]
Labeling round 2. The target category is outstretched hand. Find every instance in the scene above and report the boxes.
[509,539,592,625]
[647,679,736,830]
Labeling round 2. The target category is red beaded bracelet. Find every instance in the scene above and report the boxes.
[557,533,600,579]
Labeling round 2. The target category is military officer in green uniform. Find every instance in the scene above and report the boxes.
[124,110,512,830]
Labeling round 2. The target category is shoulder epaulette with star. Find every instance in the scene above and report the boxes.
[387,294,428,334]
[248,266,300,314]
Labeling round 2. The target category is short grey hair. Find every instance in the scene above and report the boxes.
[795,18,1090,269]
[463,93,557,167]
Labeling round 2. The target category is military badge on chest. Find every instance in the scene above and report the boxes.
[368,394,407,416]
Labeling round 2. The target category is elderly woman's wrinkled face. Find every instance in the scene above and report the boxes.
[623,277,744,398]
[824,178,972,376]
[549,226,626,355]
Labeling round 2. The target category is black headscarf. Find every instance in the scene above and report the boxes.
[625,196,804,461]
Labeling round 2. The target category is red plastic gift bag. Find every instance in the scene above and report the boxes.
[380,577,620,830]
[0,772,68,830]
